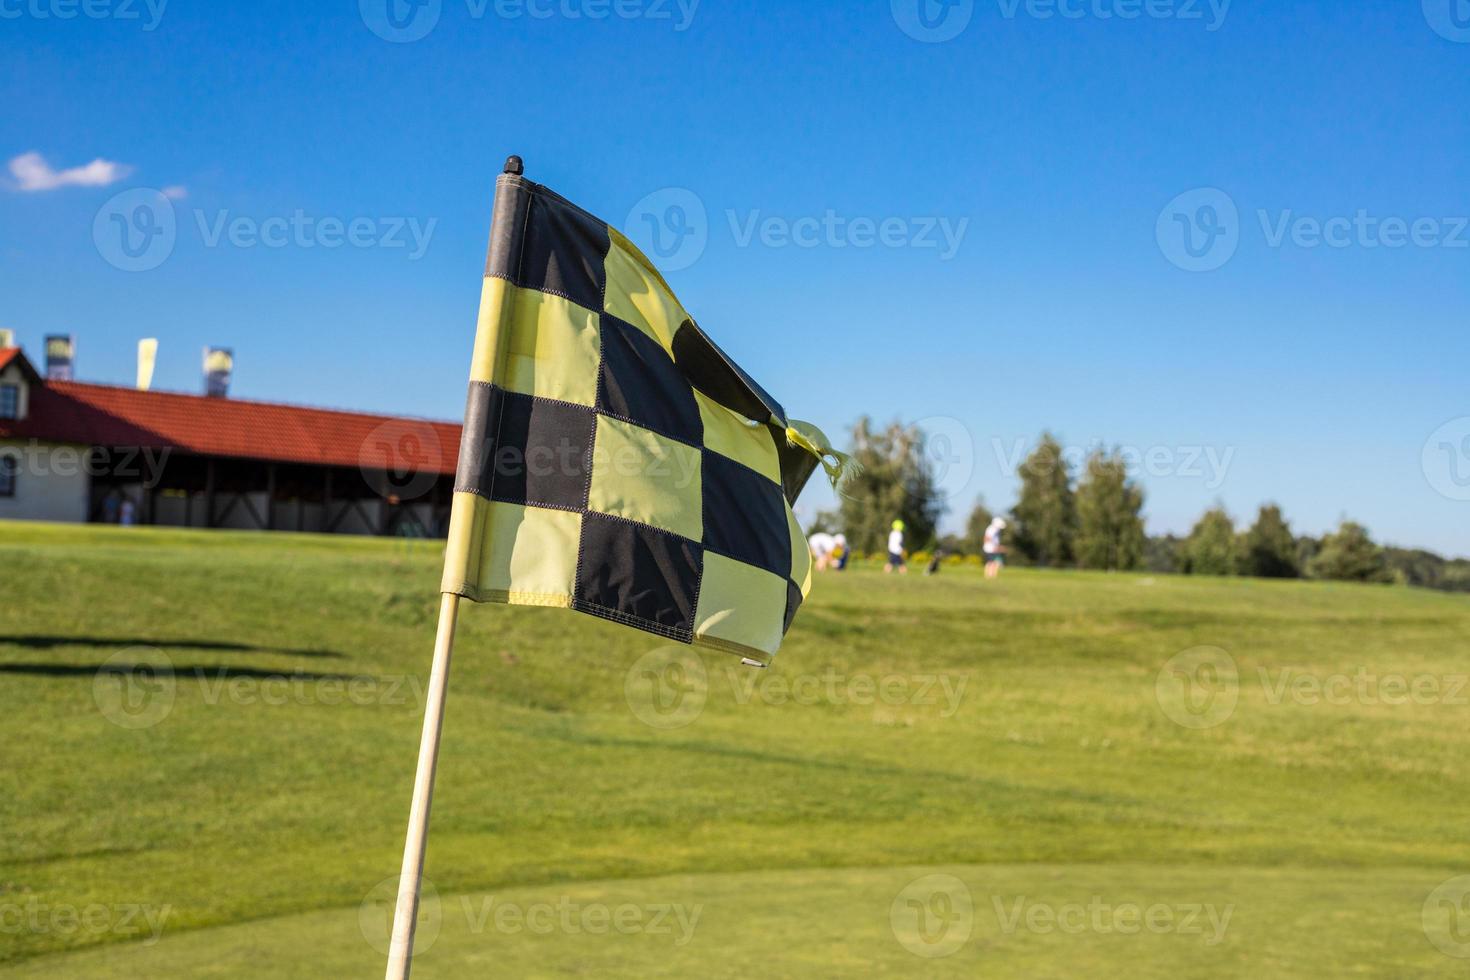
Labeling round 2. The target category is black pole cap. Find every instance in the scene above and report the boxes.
[504,155,524,176]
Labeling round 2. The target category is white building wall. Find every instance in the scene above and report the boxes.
[0,440,90,524]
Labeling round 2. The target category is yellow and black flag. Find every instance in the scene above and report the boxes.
[441,160,849,666]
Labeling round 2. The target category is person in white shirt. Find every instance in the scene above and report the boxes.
[808,532,838,571]
[983,517,1008,579]
[884,520,907,574]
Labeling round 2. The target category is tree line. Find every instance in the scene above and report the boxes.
[817,422,1470,592]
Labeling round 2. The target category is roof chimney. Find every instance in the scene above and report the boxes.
[44,334,75,381]
[203,347,233,398]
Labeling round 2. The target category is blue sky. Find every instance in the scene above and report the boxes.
[3,0,1468,554]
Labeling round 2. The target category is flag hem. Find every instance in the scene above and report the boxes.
[442,586,775,666]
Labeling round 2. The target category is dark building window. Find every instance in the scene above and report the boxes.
[0,384,17,420]
[0,456,15,498]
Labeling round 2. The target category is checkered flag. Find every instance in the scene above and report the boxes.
[441,164,849,665]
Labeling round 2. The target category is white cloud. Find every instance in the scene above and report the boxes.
[162,185,188,200]
[8,151,133,192]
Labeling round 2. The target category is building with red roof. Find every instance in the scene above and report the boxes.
[0,346,461,536]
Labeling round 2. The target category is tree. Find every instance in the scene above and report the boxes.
[836,417,946,554]
[1145,535,1184,574]
[1242,504,1299,578]
[1073,450,1146,571]
[1011,432,1076,567]
[1183,507,1237,576]
[960,498,995,555]
[1308,521,1391,583]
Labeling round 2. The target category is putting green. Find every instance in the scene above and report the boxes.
[0,864,1461,978]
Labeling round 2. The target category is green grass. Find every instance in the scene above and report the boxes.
[1,520,1468,976]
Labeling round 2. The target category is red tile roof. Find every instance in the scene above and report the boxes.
[0,360,462,474]
[0,348,37,381]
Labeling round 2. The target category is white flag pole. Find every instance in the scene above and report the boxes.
[385,154,525,978]
[384,591,461,980]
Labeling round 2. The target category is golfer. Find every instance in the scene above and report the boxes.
[885,520,908,574]
[808,532,838,571]
[983,517,1008,579]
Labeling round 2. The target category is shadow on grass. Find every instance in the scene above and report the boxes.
[0,663,371,682]
[0,635,346,659]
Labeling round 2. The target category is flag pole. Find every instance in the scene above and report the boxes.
[384,591,461,980]
[384,154,526,980]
